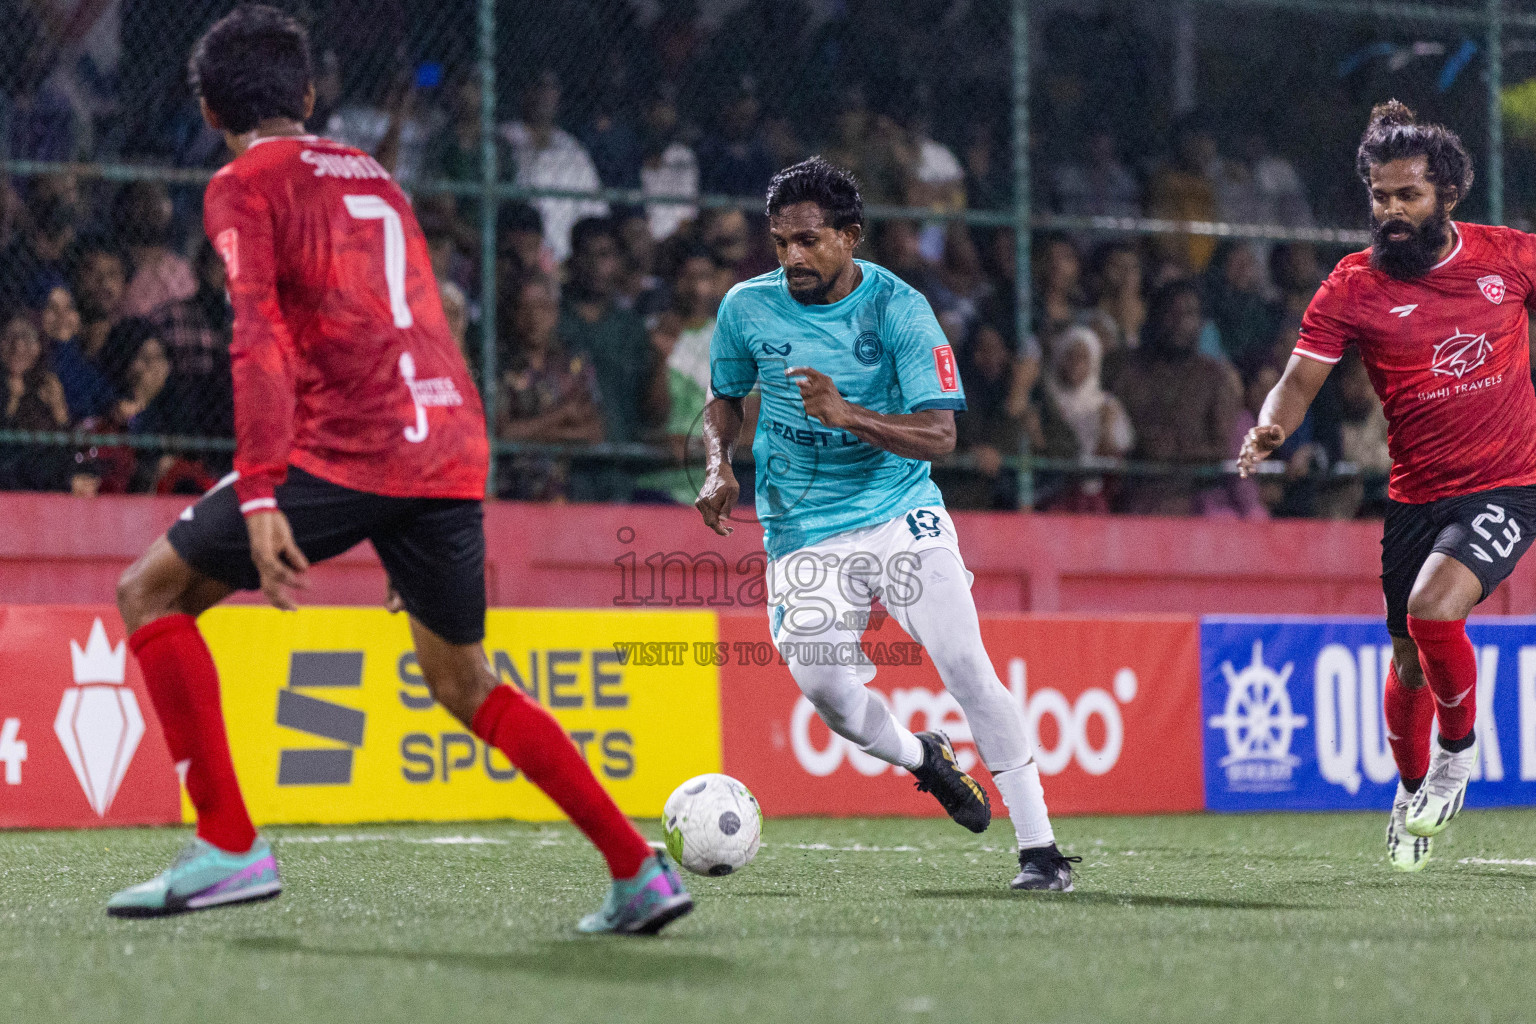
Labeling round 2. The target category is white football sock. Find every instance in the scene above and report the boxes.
[993,762,1055,849]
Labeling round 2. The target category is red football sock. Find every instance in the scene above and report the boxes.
[1406,615,1478,744]
[129,614,256,853]
[472,685,651,879]
[1382,661,1435,784]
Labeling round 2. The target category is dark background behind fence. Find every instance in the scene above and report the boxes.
[1,0,1532,519]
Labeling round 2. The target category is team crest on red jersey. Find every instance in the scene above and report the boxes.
[1478,274,1506,304]
[1430,329,1492,379]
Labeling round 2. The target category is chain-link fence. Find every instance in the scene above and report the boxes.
[0,0,1528,517]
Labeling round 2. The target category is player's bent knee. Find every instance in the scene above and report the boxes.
[420,658,495,726]
[116,537,213,633]
[787,664,863,736]
[114,566,141,623]
[1404,589,1468,623]
[115,561,165,633]
[810,698,857,738]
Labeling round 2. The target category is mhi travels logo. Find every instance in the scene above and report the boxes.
[1430,329,1492,380]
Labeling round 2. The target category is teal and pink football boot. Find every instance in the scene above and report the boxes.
[107,836,282,918]
[576,851,693,935]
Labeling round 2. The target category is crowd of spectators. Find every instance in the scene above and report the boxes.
[448,155,1380,519]
[0,0,1404,518]
[0,159,1393,520]
[0,167,237,496]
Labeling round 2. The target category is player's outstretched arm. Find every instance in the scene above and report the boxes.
[788,366,955,461]
[1238,353,1333,477]
[696,395,745,536]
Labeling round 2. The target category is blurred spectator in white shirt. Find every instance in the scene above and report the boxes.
[897,100,965,262]
[638,88,698,241]
[501,71,608,263]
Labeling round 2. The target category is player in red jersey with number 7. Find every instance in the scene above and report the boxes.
[1240,101,1536,873]
[107,4,691,934]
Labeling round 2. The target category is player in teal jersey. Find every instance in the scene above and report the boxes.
[695,158,1076,891]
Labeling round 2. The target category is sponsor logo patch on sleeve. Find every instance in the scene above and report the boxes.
[933,344,959,392]
[215,228,239,281]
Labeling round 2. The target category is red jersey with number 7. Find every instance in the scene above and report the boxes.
[1294,221,1536,504]
[203,135,487,513]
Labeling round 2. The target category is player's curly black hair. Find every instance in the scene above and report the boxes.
[1356,100,1474,204]
[188,4,312,135]
[765,157,863,230]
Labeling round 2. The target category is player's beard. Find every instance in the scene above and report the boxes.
[1370,206,1452,281]
[786,267,836,305]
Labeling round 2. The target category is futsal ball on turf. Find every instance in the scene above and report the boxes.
[663,773,763,876]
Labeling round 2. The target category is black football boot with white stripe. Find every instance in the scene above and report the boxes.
[909,731,991,833]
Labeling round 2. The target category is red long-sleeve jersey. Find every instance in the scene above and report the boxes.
[203,135,487,513]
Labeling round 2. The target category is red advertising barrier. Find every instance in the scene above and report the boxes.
[718,612,1204,817]
[3,603,1202,828]
[0,607,180,828]
[19,491,1536,620]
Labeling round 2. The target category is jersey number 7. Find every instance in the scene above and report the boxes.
[343,194,415,329]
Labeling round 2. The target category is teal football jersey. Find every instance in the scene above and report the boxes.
[710,260,967,559]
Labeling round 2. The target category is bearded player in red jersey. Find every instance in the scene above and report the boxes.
[106,5,692,933]
[1240,101,1536,872]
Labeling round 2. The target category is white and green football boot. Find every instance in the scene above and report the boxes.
[1406,739,1476,838]
[576,851,693,936]
[107,837,281,918]
[1386,781,1431,872]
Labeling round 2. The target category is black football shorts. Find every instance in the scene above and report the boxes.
[1380,484,1536,638]
[167,466,486,644]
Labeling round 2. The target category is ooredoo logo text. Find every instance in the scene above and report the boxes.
[789,657,1137,779]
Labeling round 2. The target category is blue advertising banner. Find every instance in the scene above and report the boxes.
[1201,616,1536,812]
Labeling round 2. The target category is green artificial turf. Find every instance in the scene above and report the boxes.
[3,812,1535,1024]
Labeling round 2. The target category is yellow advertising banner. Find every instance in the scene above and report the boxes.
[197,607,721,825]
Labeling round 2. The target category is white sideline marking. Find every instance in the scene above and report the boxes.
[1458,857,1536,866]
[280,836,931,854]
[280,834,509,846]
[779,843,923,853]
[279,835,387,844]
[418,836,508,845]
